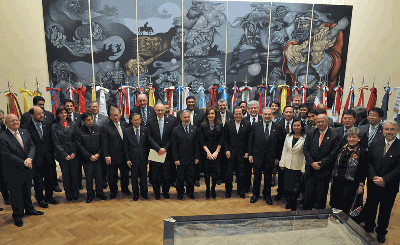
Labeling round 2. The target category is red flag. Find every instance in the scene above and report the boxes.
[366,86,377,111]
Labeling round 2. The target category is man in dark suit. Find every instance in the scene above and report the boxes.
[299,103,310,125]
[0,110,10,207]
[130,94,156,127]
[21,106,58,208]
[147,104,175,200]
[304,109,320,133]
[248,107,285,205]
[217,99,234,126]
[0,114,43,227]
[363,120,400,243]
[244,100,262,125]
[64,99,81,125]
[20,96,54,125]
[239,101,248,118]
[334,109,357,148]
[359,107,384,150]
[101,107,131,199]
[224,107,251,198]
[89,101,108,127]
[303,114,340,210]
[123,113,150,201]
[354,106,369,127]
[292,94,302,117]
[172,109,200,200]
[77,113,107,203]
[163,102,178,185]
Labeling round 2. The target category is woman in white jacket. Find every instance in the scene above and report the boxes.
[279,119,306,210]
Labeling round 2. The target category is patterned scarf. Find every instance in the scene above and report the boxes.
[332,143,360,181]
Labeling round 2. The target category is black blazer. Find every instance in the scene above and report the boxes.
[76,125,102,161]
[224,119,251,159]
[0,129,36,184]
[130,105,156,126]
[123,126,150,165]
[359,124,384,150]
[367,138,400,193]
[172,124,199,164]
[21,120,53,167]
[303,127,341,179]
[248,121,285,167]
[198,122,224,153]
[101,120,125,163]
[176,109,204,128]
[334,126,354,148]
[216,110,234,125]
[243,115,262,125]
[20,110,54,126]
[51,121,77,162]
[147,116,174,153]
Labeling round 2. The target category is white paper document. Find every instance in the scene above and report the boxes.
[148,149,166,163]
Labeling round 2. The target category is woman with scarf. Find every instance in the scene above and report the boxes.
[330,127,367,214]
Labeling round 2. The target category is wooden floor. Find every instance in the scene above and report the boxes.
[1,175,400,245]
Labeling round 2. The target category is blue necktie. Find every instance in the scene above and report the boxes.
[159,118,163,140]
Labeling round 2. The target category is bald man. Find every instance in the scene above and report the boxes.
[303,114,340,210]
[0,114,43,227]
[130,94,156,127]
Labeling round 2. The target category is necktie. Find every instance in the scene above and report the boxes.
[115,123,123,139]
[36,123,43,140]
[190,111,194,125]
[384,142,390,155]
[368,126,377,147]
[252,118,255,125]
[264,123,269,140]
[221,114,225,126]
[343,128,347,137]
[142,108,147,126]
[136,128,140,142]
[319,131,324,147]
[286,121,290,134]
[15,132,24,148]
[236,123,240,133]
[93,115,98,125]
[185,126,189,134]
[159,118,163,140]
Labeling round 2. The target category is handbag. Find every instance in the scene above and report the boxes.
[349,191,363,218]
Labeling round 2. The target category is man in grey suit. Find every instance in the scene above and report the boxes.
[89,101,108,127]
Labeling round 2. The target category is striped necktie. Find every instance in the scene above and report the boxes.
[368,126,378,147]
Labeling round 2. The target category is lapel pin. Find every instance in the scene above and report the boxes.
[327,137,330,139]
[241,125,243,127]
[191,130,193,132]
[390,155,392,157]
[166,122,168,124]
[273,130,275,132]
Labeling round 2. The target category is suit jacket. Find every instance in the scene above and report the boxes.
[359,124,384,150]
[172,124,199,164]
[334,126,355,148]
[277,118,295,134]
[244,115,262,125]
[305,124,317,134]
[303,127,341,179]
[224,119,251,159]
[123,126,150,165]
[147,116,174,155]
[130,105,156,126]
[0,129,35,184]
[216,110,234,126]
[76,125,102,161]
[198,123,224,153]
[248,121,286,167]
[92,113,108,127]
[20,110,54,125]
[21,120,53,168]
[101,120,125,163]
[176,109,204,128]
[51,121,77,162]
[367,138,400,193]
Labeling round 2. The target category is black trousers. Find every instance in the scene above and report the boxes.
[244,159,253,191]
[152,161,170,194]
[303,174,330,210]
[101,160,108,185]
[252,163,273,197]
[82,160,103,197]
[364,181,398,235]
[108,161,129,194]
[33,163,54,201]
[0,162,10,202]
[329,177,358,214]
[50,157,59,188]
[131,161,148,196]
[8,176,34,219]
[176,163,195,195]
[169,159,177,185]
[59,158,80,199]
[225,155,246,194]
[276,166,285,195]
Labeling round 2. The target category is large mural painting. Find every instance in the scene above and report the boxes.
[42,0,352,114]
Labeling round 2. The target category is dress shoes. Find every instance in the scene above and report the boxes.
[110,192,117,199]
[265,196,273,205]
[188,193,195,199]
[133,195,139,201]
[73,196,79,200]
[103,183,108,189]
[53,186,62,193]
[142,193,148,200]
[96,194,107,200]
[206,189,210,199]
[25,209,44,215]
[14,218,23,227]
[121,189,132,196]
[195,181,200,187]
[178,194,184,200]
[155,193,161,200]
[79,184,84,190]
[38,200,49,208]
[216,180,221,185]
[285,202,291,209]
[239,193,246,199]
[250,195,259,203]
[211,189,216,199]
[225,192,231,198]
[86,196,93,203]
[4,198,10,205]
[0,207,3,211]
[377,234,386,243]
[45,197,59,205]
[274,194,283,201]
[163,193,170,199]
[66,197,73,202]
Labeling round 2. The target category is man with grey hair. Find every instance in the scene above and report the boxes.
[244,100,262,125]
[363,119,400,243]
[217,98,233,126]
[89,101,108,127]
[0,109,5,131]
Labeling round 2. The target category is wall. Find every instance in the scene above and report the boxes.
[0,0,399,118]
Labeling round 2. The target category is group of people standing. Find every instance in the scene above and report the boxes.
[0,93,399,244]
